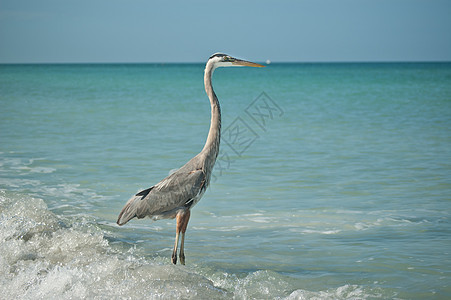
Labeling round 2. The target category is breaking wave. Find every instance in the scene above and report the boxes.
[0,190,385,299]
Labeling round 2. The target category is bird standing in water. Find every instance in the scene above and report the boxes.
[117,53,264,264]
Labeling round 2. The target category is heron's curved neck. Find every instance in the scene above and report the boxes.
[202,65,221,160]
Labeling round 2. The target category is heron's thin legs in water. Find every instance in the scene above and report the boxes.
[172,231,180,264]
[179,210,190,265]
[172,210,191,265]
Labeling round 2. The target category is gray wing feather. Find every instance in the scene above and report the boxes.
[117,168,205,225]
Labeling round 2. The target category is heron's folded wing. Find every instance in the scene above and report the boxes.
[116,169,205,225]
[149,168,206,213]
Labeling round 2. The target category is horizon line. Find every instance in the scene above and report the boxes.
[1,60,451,65]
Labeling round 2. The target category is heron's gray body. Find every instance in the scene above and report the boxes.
[116,53,263,264]
[116,147,217,224]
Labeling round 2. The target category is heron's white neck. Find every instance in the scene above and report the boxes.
[201,62,221,162]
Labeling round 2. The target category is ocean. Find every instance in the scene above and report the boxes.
[1,62,450,299]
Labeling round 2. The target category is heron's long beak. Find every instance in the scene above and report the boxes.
[232,59,265,67]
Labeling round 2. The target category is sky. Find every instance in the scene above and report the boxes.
[0,0,450,63]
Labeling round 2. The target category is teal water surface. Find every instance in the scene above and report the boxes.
[1,63,450,299]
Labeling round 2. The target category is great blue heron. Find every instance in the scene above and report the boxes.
[117,53,264,264]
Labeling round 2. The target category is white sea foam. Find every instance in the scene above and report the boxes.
[0,191,385,299]
[285,284,381,300]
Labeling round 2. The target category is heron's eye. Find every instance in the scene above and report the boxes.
[224,56,232,62]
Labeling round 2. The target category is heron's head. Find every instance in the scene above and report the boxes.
[207,53,265,72]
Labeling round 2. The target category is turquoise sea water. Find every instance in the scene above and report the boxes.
[1,62,450,299]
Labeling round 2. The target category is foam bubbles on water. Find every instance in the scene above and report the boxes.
[285,284,381,300]
[0,191,230,299]
[0,191,385,299]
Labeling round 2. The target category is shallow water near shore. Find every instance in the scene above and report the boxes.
[1,62,450,299]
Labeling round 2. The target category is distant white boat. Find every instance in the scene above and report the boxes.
[266,59,271,65]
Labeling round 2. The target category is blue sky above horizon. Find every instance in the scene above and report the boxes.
[0,0,450,63]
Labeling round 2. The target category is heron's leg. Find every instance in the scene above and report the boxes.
[179,210,190,265]
[172,211,184,264]
[172,230,180,265]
